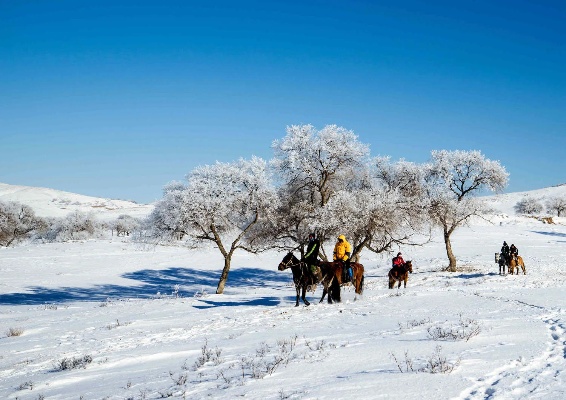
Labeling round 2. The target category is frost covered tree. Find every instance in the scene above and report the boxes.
[424,150,508,272]
[0,201,44,247]
[268,124,370,256]
[112,214,141,236]
[546,196,566,217]
[316,158,430,260]
[514,197,543,215]
[37,211,102,242]
[146,157,277,294]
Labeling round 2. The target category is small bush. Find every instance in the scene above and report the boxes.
[17,380,33,390]
[55,355,93,371]
[6,327,24,337]
[427,316,481,342]
[391,346,460,374]
[420,345,461,374]
[398,318,431,331]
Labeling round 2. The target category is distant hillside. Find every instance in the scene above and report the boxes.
[2,182,565,223]
[0,183,153,221]
[484,183,566,216]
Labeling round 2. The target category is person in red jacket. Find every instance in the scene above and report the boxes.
[392,252,405,268]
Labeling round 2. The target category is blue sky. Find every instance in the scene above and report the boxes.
[1,0,564,203]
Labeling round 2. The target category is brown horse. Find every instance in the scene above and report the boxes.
[508,255,526,275]
[317,260,365,303]
[277,252,338,306]
[388,261,413,289]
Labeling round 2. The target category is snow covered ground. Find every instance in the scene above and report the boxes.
[1,184,565,399]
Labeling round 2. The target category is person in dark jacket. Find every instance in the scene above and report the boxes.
[303,233,322,281]
[501,241,510,263]
[510,243,518,258]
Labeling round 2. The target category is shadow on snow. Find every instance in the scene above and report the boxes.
[0,266,290,306]
[530,230,566,238]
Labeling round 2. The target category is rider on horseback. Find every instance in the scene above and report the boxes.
[333,234,353,284]
[501,241,510,264]
[303,233,322,281]
[392,252,405,269]
[509,243,518,261]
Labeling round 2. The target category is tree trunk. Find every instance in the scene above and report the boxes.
[443,229,457,272]
[216,256,231,294]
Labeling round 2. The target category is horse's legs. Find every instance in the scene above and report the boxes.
[319,286,328,303]
[328,277,341,303]
[327,278,334,304]
[320,278,331,303]
[295,286,300,307]
[358,275,364,295]
[334,280,341,303]
[301,285,310,306]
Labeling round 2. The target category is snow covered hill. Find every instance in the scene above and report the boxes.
[0,182,154,221]
[484,183,566,216]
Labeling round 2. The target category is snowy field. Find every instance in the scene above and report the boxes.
[1,184,566,399]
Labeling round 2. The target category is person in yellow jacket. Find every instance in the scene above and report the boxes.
[333,234,353,283]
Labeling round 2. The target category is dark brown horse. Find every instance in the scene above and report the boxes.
[277,252,339,306]
[388,261,413,289]
[317,260,365,303]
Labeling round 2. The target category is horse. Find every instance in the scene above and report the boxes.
[497,253,508,275]
[317,260,365,303]
[388,261,413,289]
[508,255,526,275]
[277,252,339,306]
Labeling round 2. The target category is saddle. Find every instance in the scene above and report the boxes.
[341,261,353,283]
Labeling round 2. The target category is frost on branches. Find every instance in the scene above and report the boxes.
[514,197,543,215]
[146,157,278,294]
[145,126,512,283]
[545,196,566,217]
[0,201,44,247]
[425,150,508,271]
[267,124,371,256]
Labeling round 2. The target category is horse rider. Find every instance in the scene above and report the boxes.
[333,234,353,284]
[510,243,518,260]
[392,252,405,269]
[500,241,510,263]
[302,233,322,281]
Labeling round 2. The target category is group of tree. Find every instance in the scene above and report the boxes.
[0,204,141,246]
[144,124,510,293]
[514,195,566,216]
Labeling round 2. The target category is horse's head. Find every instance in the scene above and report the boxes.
[278,252,298,271]
[405,260,413,273]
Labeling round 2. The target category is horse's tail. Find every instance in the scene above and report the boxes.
[359,275,364,295]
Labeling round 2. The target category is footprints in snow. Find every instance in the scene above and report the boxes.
[458,312,566,399]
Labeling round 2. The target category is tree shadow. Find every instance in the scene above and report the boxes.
[451,273,486,280]
[530,230,566,238]
[193,297,281,309]
[0,266,291,306]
